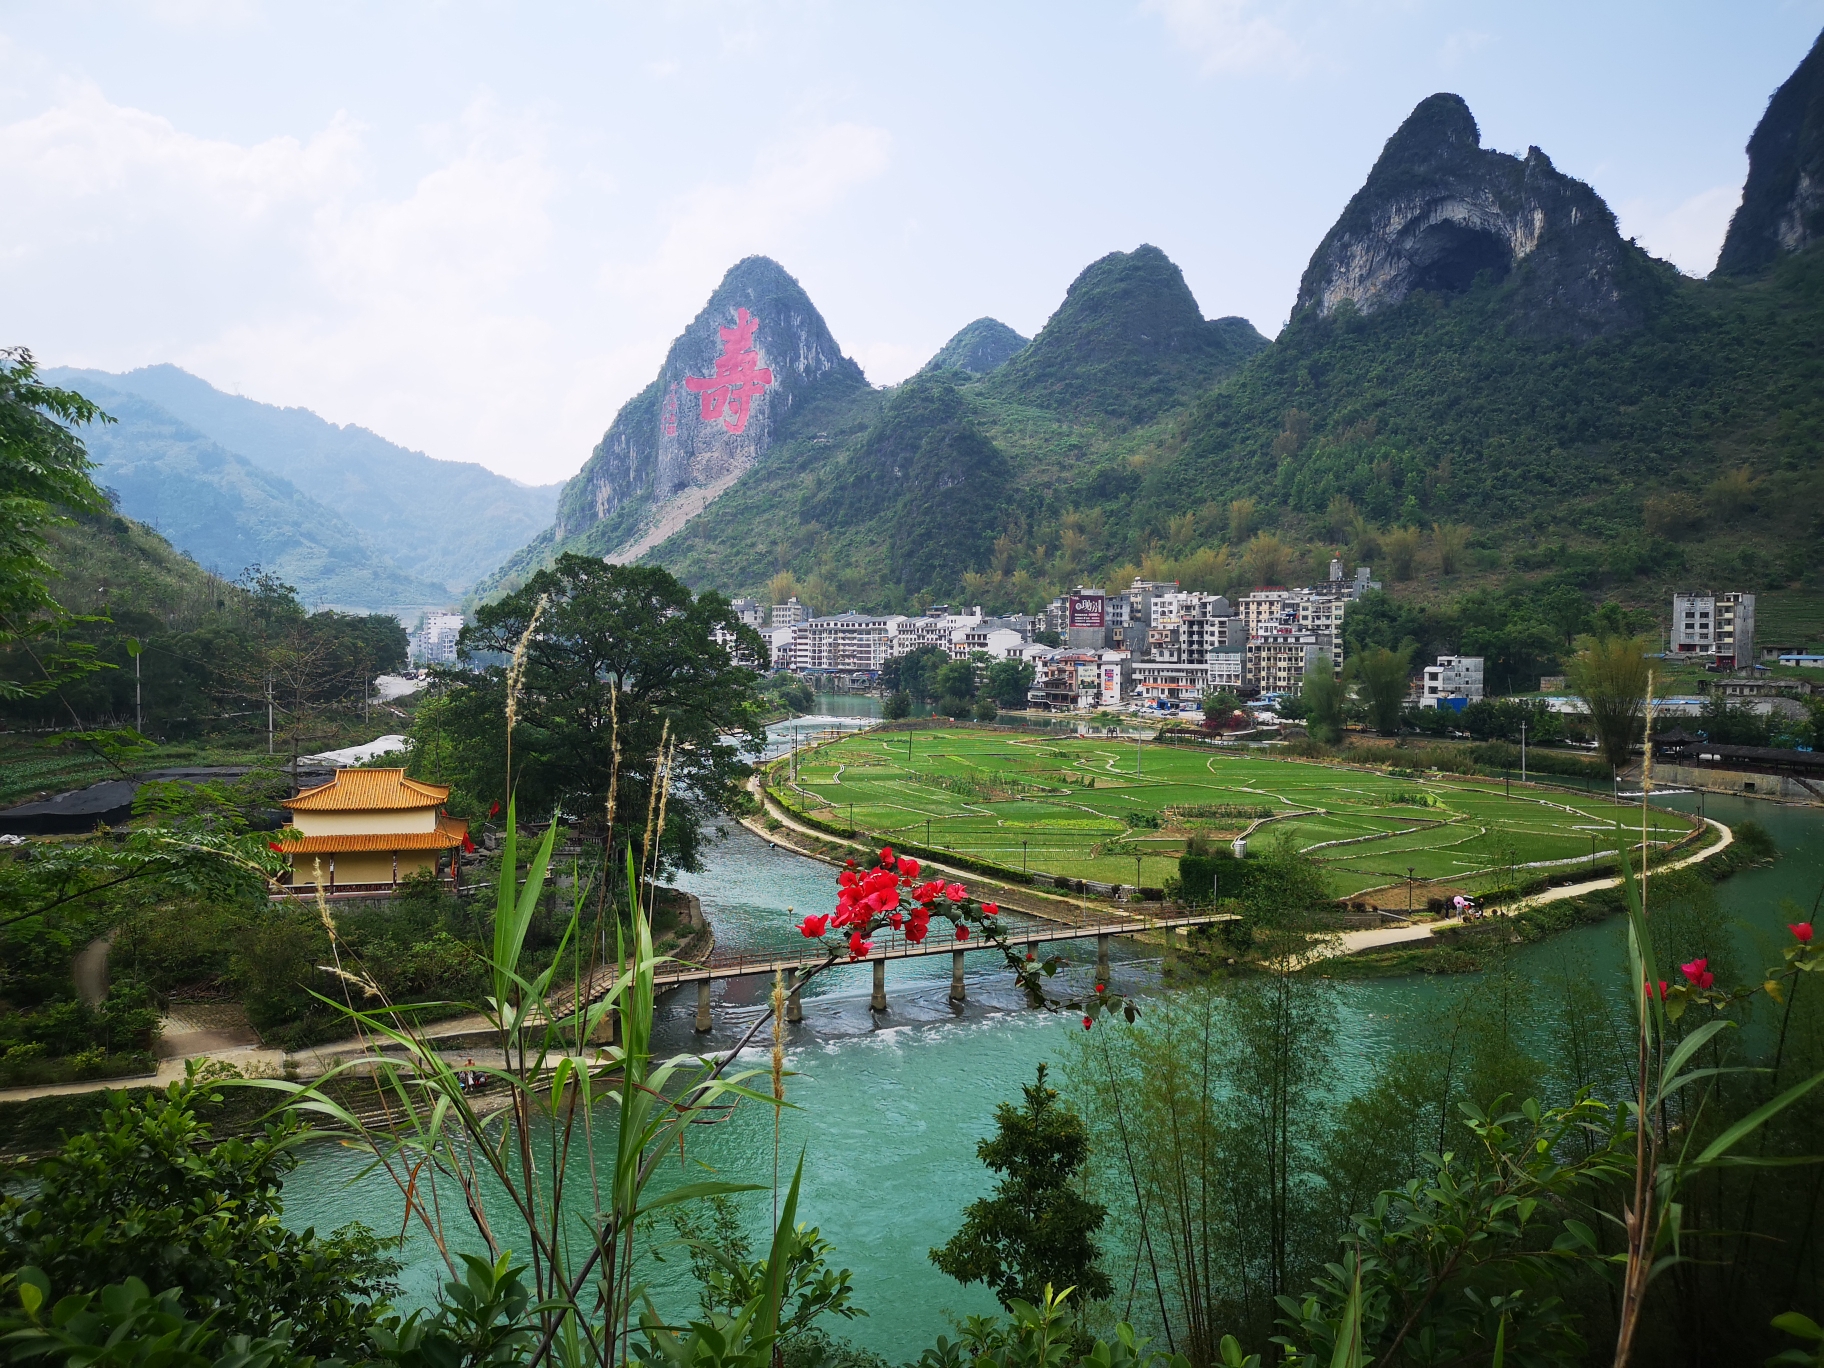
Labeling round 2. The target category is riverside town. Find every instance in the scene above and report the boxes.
[6,11,1824,1368]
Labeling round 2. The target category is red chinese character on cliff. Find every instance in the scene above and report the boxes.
[684,307,773,435]
[662,382,679,437]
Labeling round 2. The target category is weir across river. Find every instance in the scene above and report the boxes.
[568,910,1239,1034]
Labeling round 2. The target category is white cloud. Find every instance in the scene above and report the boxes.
[614,121,892,301]
[0,81,363,221]
[1141,0,1303,74]
[1621,184,1742,277]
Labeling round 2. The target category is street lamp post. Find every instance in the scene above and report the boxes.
[1023,839,1028,873]
[1520,719,1527,783]
[1408,866,1416,917]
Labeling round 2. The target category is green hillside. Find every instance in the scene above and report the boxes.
[48,364,560,595]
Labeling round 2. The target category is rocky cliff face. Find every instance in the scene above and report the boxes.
[1294,94,1653,340]
[1716,29,1824,276]
[987,244,1266,425]
[551,256,865,553]
[920,317,1029,376]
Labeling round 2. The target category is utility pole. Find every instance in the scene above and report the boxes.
[1520,719,1527,783]
[1408,866,1415,917]
[126,638,142,732]
[1137,734,1142,777]
[267,674,274,756]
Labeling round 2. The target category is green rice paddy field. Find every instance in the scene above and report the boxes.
[775,729,1698,901]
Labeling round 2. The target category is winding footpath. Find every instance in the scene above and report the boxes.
[1308,817,1736,961]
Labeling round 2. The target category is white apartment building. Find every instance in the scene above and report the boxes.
[730,597,765,628]
[413,612,465,665]
[766,626,797,671]
[1671,591,1756,670]
[1420,655,1485,709]
[1239,590,1348,673]
[889,607,983,657]
[955,625,1026,660]
[1246,624,1334,693]
[771,597,812,628]
[1131,661,1213,706]
[794,612,906,672]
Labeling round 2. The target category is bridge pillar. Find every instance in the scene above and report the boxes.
[950,948,967,1003]
[870,959,887,1012]
[589,1004,617,1046]
[787,983,804,1023]
[694,979,712,1033]
[1096,935,1110,984]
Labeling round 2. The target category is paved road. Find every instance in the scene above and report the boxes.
[1309,817,1735,961]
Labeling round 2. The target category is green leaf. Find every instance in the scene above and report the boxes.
[634,1181,769,1218]
[1772,1312,1824,1341]
[1693,1066,1824,1167]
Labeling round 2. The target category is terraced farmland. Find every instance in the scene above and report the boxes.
[772,729,1698,901]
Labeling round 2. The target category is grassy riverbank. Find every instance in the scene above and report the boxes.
[772,727,1693,901]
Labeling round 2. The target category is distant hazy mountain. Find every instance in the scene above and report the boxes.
[46,365,560,594]
[56,378,450,610]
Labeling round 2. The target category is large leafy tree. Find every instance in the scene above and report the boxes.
[1348,644,1413,735]
[429,555,766,870]
[930,1063,1112,1310]
[0,347,112,702]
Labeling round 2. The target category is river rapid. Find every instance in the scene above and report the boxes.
[281,698,1824,1355]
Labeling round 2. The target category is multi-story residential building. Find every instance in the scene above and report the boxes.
[1246,623,1334,693]
[1421,655,1485,709]
[765,627,797,671]
[1064,586,1109,650]
[1209,650,1245,690]
[771,597,812,628]
[955,624,1026,660]
[888,606,982,657]
[1131,661,1212,706]
[413,612,465,666]
[1672,591,1756,670]
[794,612,906,673]
[730,597,765,629]
[1239,590,1348,672]
[1027,650,1108,711]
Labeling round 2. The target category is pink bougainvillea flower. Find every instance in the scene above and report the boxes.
[905,922,928,944]
[1082,1016,1093,1030]
[955,924,970,941]
[1680,957,1715,990]
[980,901,998,917]
[848,931,873,959]
[1025,952,1035,962]
[944,882,966,902]
[888,912,904,929]
[1792,922,1815,943]
[797,914,830,938]
[898,857,920,879]
[913,880,941,904]
[880,847,895,868]
[1644,979,1669,1000]
[1096,982,1105,994]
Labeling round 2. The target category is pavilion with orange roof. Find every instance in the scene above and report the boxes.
[277,768,469,894]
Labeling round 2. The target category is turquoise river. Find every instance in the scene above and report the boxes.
[281,697,1824,1355]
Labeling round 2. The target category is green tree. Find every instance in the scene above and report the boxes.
[428,556,766,868]
[985,657,1035,709]
[0,1067,399,1357]
[1565,634,1651,774]
[882,690,912,720]
[1348,645,1412,735]
[1300,668,1345,745]
[883,644,949,704]
[0,347,113,702]
[931,1063,1112,1310]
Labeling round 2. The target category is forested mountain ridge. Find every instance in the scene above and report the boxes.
[45,365,558,596]
[481,30,1824,622]
[48,377,451,611]
[472,256,870,601]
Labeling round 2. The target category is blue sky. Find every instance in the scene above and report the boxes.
[3,2,1820,484]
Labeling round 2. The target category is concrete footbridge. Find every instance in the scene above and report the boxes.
[571,909,1238,1034]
